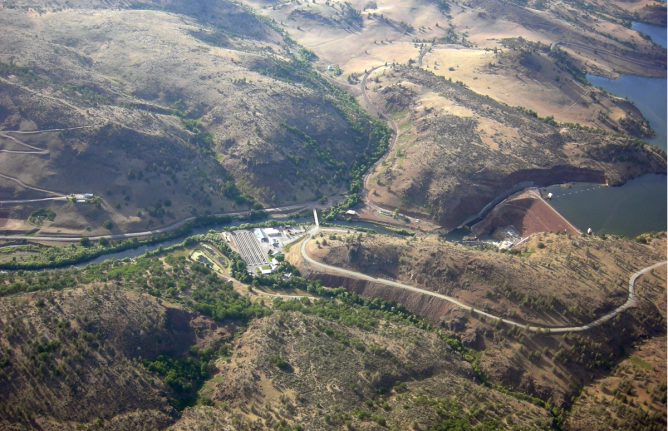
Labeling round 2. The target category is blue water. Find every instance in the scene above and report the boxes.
[586,73,667,150]
[544,174,667,237]
[632,22,667,49]
[546,68,668,237]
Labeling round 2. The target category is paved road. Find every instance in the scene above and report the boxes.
[301,228,666,333]
[0,199,339,242]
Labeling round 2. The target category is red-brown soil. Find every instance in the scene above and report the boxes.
[472,188,581,238]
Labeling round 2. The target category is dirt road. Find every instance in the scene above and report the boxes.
[300,227,666,334]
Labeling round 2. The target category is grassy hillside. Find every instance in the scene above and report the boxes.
[362,66,665,228]
[0,0,389,236]
[0,228,665,429]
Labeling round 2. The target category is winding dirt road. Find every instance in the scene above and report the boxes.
[301,227,666,334]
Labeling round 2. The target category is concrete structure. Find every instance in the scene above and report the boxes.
[232,224,313,274]
[264,228,281,237]
[254,228,267,242]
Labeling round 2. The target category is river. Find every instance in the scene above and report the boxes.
[72,215,410,266]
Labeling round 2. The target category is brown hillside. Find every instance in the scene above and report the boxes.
[295,230,666,405]
[363,66,666,228]
[0,0,385,236]
[0,285,230,429]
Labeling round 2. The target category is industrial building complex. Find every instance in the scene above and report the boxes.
[226,225,312,274]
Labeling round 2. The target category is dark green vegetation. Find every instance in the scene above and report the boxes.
[28,209,56,226]
[0,212,280,271]
[0,230,666,429]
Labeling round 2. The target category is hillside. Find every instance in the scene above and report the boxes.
[0,0,389,236]
[0,228,664,429]
[0,286,210,429]
[363,66,666,228]
[240,0,666,134]
[296,229,667,406]
[0,234,560,430]
[173,311,555,430]
[304,230,666,327]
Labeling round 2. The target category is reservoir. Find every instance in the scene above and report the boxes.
[543,174,667,238]
[632,22,667,49]
[586,73,666,149]
[546,65,667,237]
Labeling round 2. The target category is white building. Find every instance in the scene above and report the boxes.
[264,228,281,237]
[254,228,267,242]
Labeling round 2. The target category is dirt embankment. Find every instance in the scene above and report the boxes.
[472,188,581,238]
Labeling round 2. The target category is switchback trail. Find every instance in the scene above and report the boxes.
[0,133,49,155]
[300,227,666,334]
